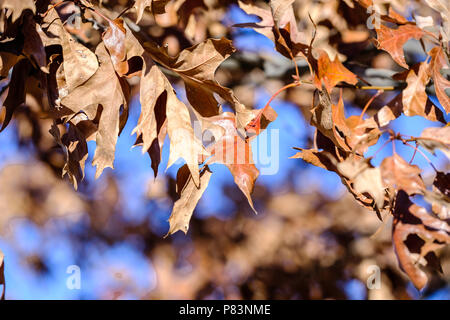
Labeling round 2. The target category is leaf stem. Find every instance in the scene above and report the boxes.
[358,90,383,124]
[41,0,69,17]
[402,141,438,172]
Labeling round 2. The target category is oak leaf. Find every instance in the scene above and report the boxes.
[61,43,129,179]
[144,37,254,127]
[416,125,450,159]
[393,191,450,290]
[134,0,170,23]
[375,24,425,69]
[166,165,212,236]
[429,46,450,113]
[0,0,35,23]
[337,157,386,209]
[380,154,425,195]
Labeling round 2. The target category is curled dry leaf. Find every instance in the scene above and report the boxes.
[0,52,19,77]
[429,46,450,113]
[235,0,276,42]
[311,90,380,154]
[1,59,31,131]
[393,191,450,290]
[61,43,129,179]
[290,148,338,172]
[416,125,450,159]
[166,165,212,236]
[134,0,170,23]
[338,157,386,209]
[402,62,445,122]
[380,154,425,196]
[22,13,49,73]
[331,93,381,153]
[201,112,272,213]
[375,24,425,69]
[49,122,88,190]
[0,0,35,23]
[144,37,254,128]
[102,18,128,77]
[41,9,98,92]
[424,172,450,220]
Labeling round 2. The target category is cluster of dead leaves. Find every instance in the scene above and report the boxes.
[0,0,449,291]
[0,0,273,239]
[235,0,449,290]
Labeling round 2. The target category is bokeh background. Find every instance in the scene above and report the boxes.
[0,0,449,299]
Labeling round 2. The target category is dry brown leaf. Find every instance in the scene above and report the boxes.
[144,37,254,128]
[134,0,170,23]
[393,191,450,290]
[380,154,425,195]
[235,1,275,42]
[166,165,212,236]
[375,24,425,69]
[0,0,35,23]
[416,125,450,159]
[22,13,49,73]
[290,148,338,172]
[61,43,129,179]
[429,46,450,113]
[1,59,31,131]
[102,18,128,77]
[338,157,386,209]
[0,52,19,77]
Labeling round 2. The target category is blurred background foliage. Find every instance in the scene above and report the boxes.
[0,0,449,299]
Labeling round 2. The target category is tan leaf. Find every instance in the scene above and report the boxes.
[416,125,450,159]
[134,0,170,23]
[166,165,212,236]
[338,158,385,209]
[41,9,99,92]
[380,154,425,195]
[235,0,275,42]
[59,26,98,91]
[0,0,35,23]
[425,172,450,219]
[50,122,88,190]
[102,18,128,76]
[143,37,254,128]
[165,85,207,187]
[61,43,129,178]
[429,46,450,113]
[290,148,338,172]
[403,62,430,117]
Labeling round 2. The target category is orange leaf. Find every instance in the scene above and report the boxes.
[375,24,425,69]
[313,50,357,92]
